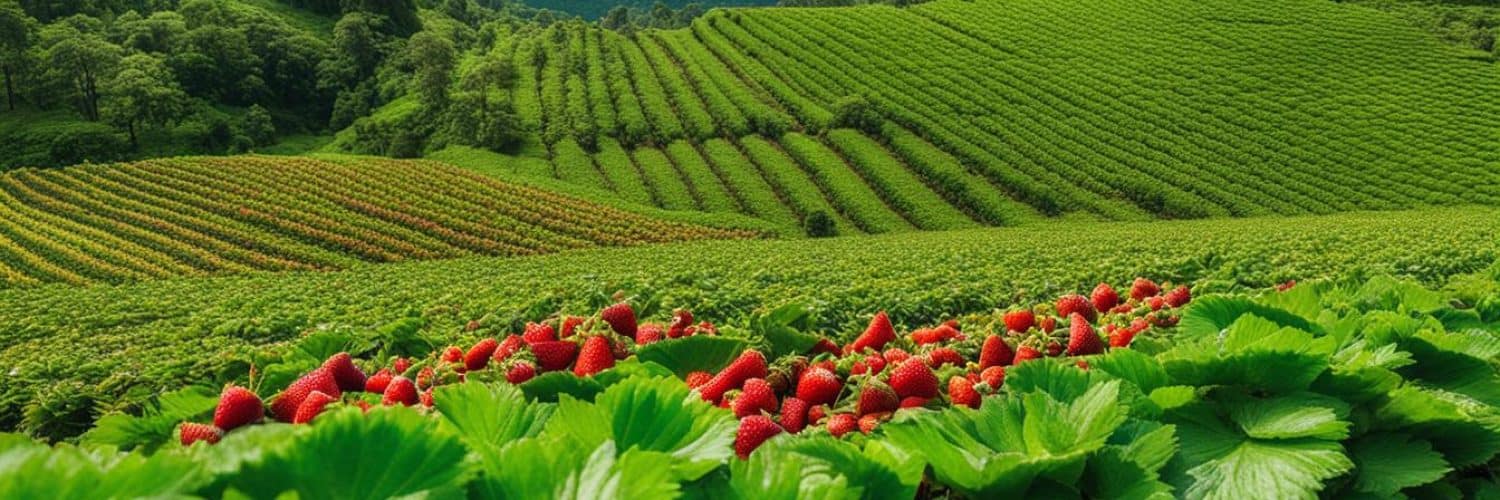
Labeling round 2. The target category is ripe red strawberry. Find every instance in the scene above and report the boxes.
[1146,296,1165,311]
[393,357,411,374]
[943,319,961,331]
[1130,278,1161,301]
[827,413,858,438]
[1057,294,1096,322]
[808,405,828,425]
[700,350,769,403]
[636,323,665,345]
[523,322,556,344]
[668,309,694,338]
[1067,313,1104,356]
[732,378,779,418]
[213,386,263,431]
[1110,304,1134,315]
[858,412,889,434]
[865,355,887,375]
[889,358,939,399]
[979,366,1005,389]
[1046,340,1064,357]
[1165,286,1191,308]
[1003,309,1035,334]
[560,316,584,338]
[949,376,980,409]
[293,391,338,424]
[1015,343,1043,364]
[531,341,580,372]
[844,311,897,355]
[810,338,840,356]
[506,361,537,384]
[1277,280,1297,292]
[494,335,525,362]
[856,381,899,416]
[382,376,418,406]
[271,368,340,422]
[795,367,842,406]
[323,352,367,393]
[900,396,930,409]
[1109,326,1138,348]
[926,347,964,368]
[734,415,783,459]
[979,334,1013,369]
[883,348,911,365]
[465,338,500,371]
[909,328,938,345]
[179,422,222,446]
[850,360,868,376]
[685,371,713,389]
[441,346,462,363]
[611,337,632,360]
[574,336,616,377]
[420,388,434,408]
[780,397,809,433]
[1091,283,1120,312]
[1040,316,1057,333]
[365,369,392,394]
[601,302,638,338]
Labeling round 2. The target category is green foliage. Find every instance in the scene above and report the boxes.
[830,95,883,135]
[803,210,835,238]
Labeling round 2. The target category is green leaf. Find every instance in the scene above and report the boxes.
[433,382,551,453]
[1082,447,1174,500]
[545,376,735,481]
[232,407,468,500]
[479,438,681,500]
[1161,314,1334,393]
[520,371,606,402]
[1180,438,1352,500]
[1353,276,1445,313]
[1223,392,1350,441]
[1347,433,1451,496]
[750,302,824,359]
[713,436,914,500]
[1090,349,1170,394]
[1373,386,1500,468]
[1004,359,1092,402]
[1178,297,1318,340]
[1109,419,1179,473]
[0,440,209,499]
[82,385,218,452]
[634,336,750,378]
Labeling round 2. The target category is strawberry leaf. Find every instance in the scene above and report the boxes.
[433,382,551,454]
[635,335,749,378]
[0,439,210,499]
[82,385,217,452]
[545,375,735,481]
[1347,433,1450,496]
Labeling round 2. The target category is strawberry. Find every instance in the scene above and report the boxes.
[808,405,828,425]
[354,400,372,413]
[795,367,842,406]
[943,319,961,331]
[213,386,264,431]
[883,348,911,365]
[179,422,223,446]
[978,334,1013,369]
[523,322,556,344]
[574,336,616,377]
[1046,340,1064,357]
[856,381,899,416]
[416,366,435,389]
[611,337,632,360]
[779,397,809,433]
[1165,285,1192,308]
[810,338,840,356]
[1014,343,1043,364]
[441,346,462,363]
[1040,316,1057,333]
[323,352,367,393]
[1110,304,1134,315]
[293,391,337,424]
[393,357,411,374]
[899,396,929,409]
[420,388,434,408]
[601,302,638,338]
[382,376,419,406]
[850,360,868,376]
[926,347,964,368]
[1057,294,1096,322]
[506,361,537,384]
[1130,278,1161,301]
[858,412,889,434]
[909,328,939,345]
[844,311,897,355]
[1003,309,1035,334]
[685,371,713,389]
[494,335,525,362]
[636,323,665,345]
[949,376,981,409]
[531,341,580,372]
[979,366,1005,389]
[734,415,783,459]
[700,350,769,403]
[465,338,500,371]
[732,378,779,418]
[668,309,694,338]
[1066,313,1104,356]
[1076,360,1091,370]
[1146,296,1165,311]
[865,355,887,375]
[827,413,858,438]
[560,316,584,338]
[1091,283,1120,313]
[1109,325,1138,348]
[889,358,939,399]
[365,369,393,394]
[271,368,340,423]
[1277,280,1297,292]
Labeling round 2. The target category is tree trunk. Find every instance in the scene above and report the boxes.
[2,65,13,111]
[127,121,137,148]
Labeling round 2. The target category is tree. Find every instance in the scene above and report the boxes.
[114,10,185,54]
[674,3,704,27]
[650,2,672,29]
[343,0,422,37]
[241,104,274,146]
[0,0,37,111]
[100,53,188,147]
[804,210,836,238]
[600,6,630,32]
[405,30,455,110]
[830,95,883,135]
[41,17,122,121]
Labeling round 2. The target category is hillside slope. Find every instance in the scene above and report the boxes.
[0,156,758,287]
[449,0,1500,227]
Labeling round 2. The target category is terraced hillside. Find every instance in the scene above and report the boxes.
[478,0,1500,227]
[0,156,757,287]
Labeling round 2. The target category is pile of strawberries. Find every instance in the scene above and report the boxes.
[180,278,1193,462]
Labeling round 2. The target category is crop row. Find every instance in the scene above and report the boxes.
[0,157,756,288]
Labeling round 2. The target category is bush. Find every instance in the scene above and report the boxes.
[47,124,128,166]
[804,210,836,237]
[830,95,884,135]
